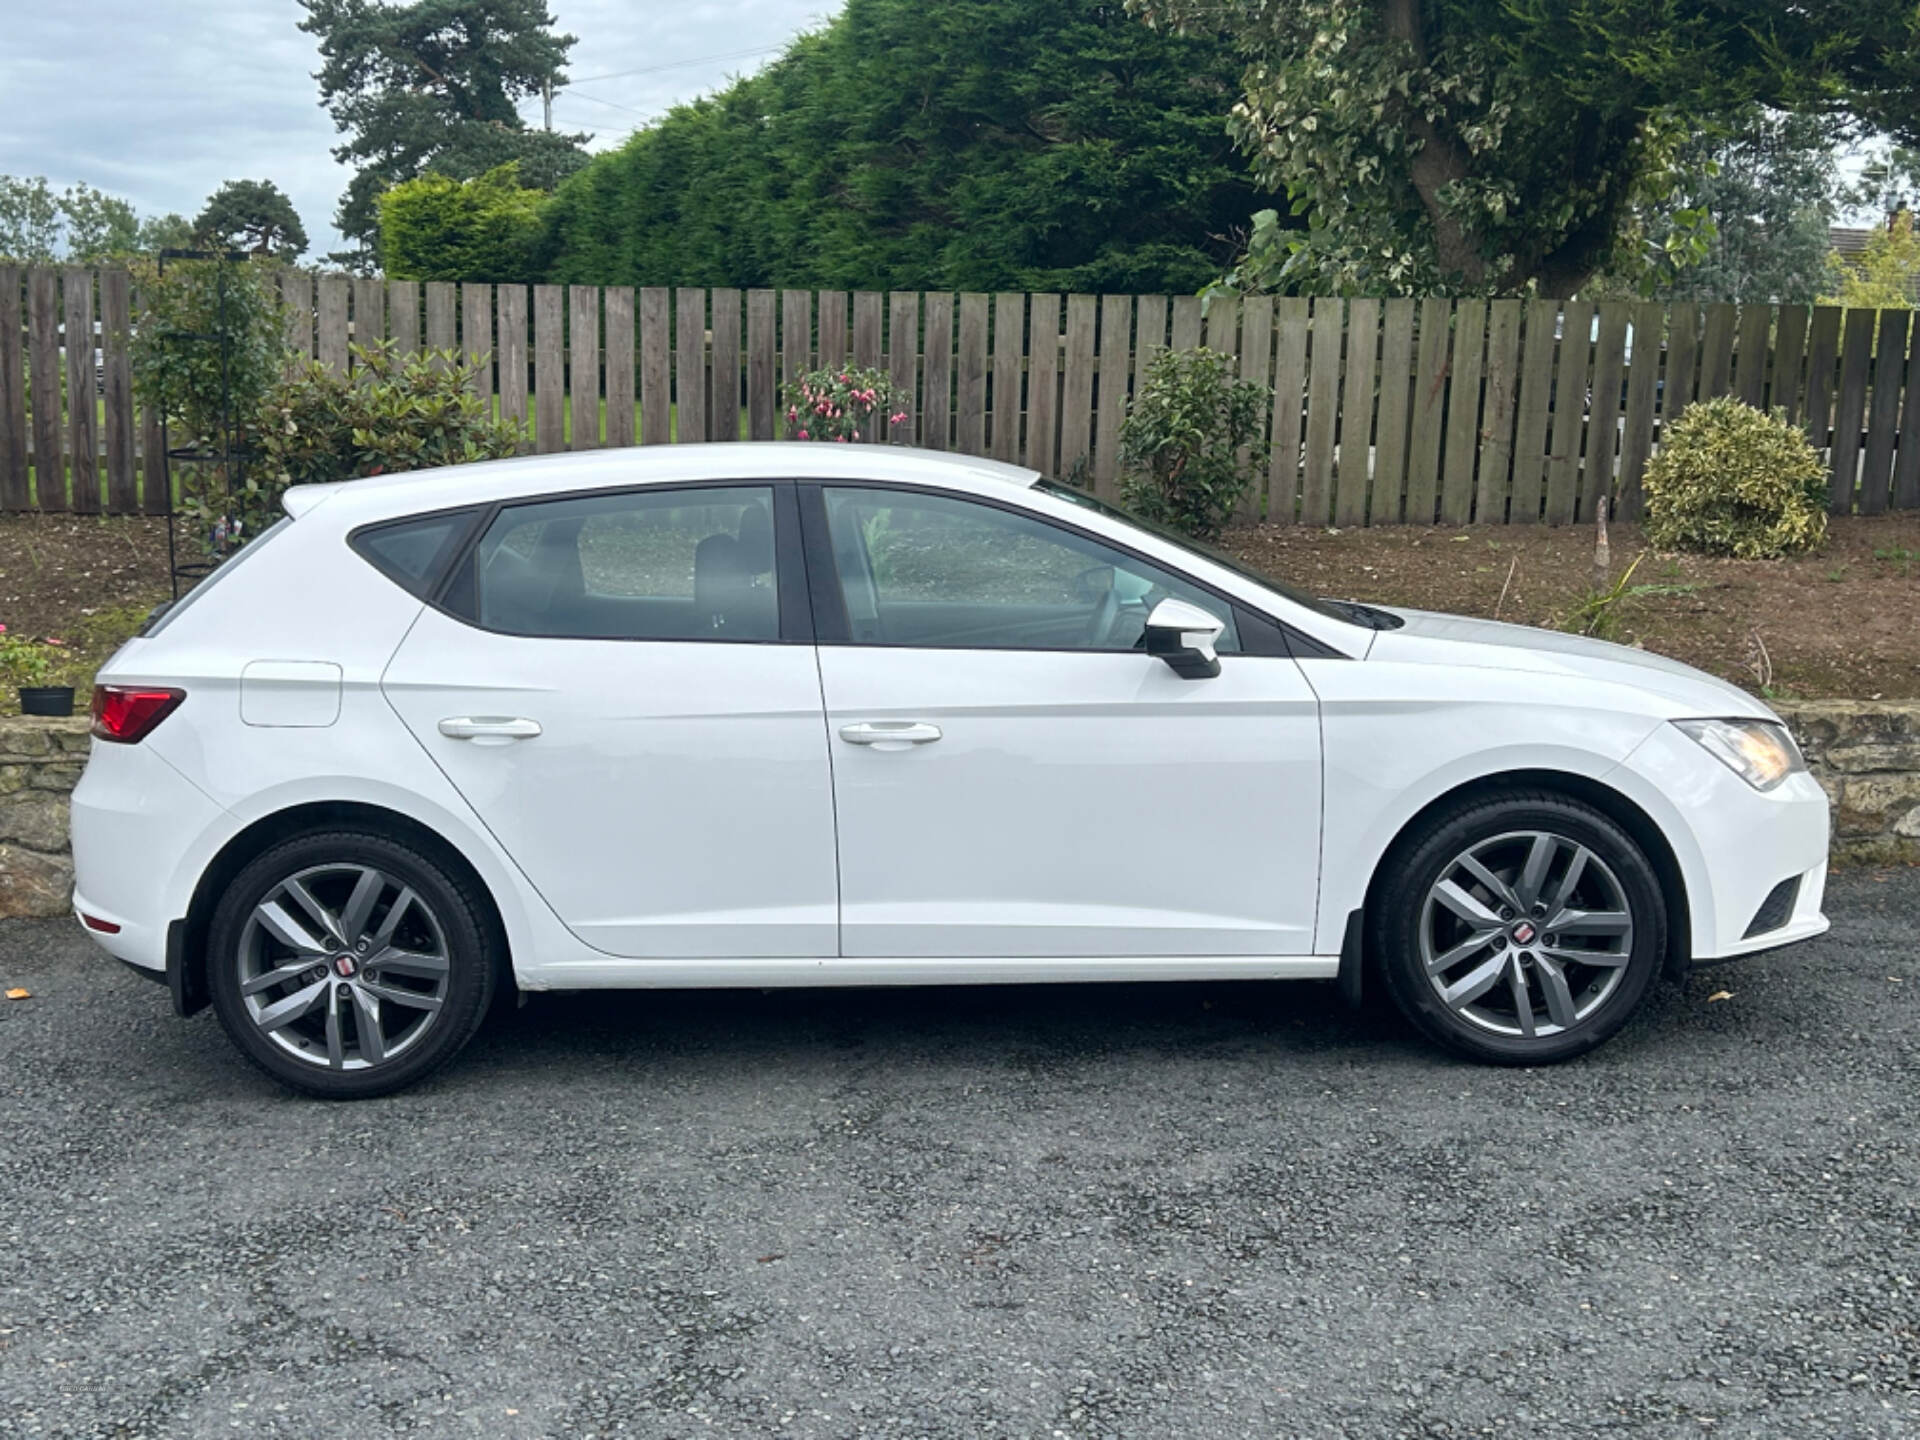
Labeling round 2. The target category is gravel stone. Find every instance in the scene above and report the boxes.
[1,869,1915,1437]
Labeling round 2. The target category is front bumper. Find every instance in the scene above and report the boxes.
[1618,722,1831,961]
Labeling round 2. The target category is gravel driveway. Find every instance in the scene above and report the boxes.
[3,869,1917,1439]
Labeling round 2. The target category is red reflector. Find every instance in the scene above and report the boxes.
[80,912,121,934]
[90,685,186,744]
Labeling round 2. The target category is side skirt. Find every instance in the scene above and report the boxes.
[514,955,1343,991]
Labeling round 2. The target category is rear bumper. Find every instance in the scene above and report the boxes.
[70,739,227,973]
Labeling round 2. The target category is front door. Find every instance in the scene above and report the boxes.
[382,482,839,959]
[807,483,1323,959]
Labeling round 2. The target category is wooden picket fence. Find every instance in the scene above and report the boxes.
[5,264,1920,524]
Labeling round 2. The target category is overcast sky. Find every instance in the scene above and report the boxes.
[0,1,838,256]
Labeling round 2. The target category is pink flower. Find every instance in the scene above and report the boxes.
[786,405,798,421]
[797,429,809,440]
[890,411,907,424]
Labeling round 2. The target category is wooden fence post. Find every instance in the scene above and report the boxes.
[1023,294,1058,473]
[1092,293,1133,500]
[603,287,635,448]
[497,285,529,450]
[532,284,565,452]
[711,288,742,441]
[569,284,601,450]
[1057,294,1095,477]
[1300,299,1341,527]
[748,289,778,442]
[886,291,918,449]
[0,266,28,512]
[1335,298,1379,527]
[99,268,136,515]
[63,267,98,513]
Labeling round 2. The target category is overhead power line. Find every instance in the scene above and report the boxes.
[566,45,784,88]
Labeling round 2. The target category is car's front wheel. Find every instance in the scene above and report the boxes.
[1377,791,1667,1064]
[207,830,497,1098]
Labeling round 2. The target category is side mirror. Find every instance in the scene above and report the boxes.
[1144,598,1224,679]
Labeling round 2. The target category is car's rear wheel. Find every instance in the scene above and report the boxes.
[1376,791,1666,1064]
[207,830,496,1098]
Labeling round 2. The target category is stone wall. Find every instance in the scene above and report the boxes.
[0,706,1909,923]
[0,716,91,920]
[1776,701,1920,865]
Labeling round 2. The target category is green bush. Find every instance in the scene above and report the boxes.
[783,366,908,443]
[1642,396,1829,559]
[1117,346,1270,539]
[378,164,547,283]
[246,341,525,536]
[128,257,287,449]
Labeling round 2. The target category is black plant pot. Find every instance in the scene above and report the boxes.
[19,686,75,717]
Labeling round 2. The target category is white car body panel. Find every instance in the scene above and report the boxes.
[71,443,1829,1016]
[382,605,840,959]
[817,644,1322,957]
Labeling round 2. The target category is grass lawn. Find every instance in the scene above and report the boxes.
[0,508,1916,711]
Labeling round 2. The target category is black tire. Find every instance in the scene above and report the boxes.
[207,829,497,1099]
[1375,790,1667,1065]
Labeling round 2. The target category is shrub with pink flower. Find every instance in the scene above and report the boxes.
[782,366,909,444]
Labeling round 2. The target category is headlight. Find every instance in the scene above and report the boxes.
[1673,718,1804,791]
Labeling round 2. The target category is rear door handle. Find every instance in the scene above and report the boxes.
[838,721,942,751]
[438,716,543,744]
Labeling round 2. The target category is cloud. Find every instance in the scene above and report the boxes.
[0,0,836,256]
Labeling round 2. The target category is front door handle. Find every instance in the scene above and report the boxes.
[838,720,942,751]
[438,716,543,744]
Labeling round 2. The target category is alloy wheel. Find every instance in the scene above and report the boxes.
[1418,830,1635,1039]
[235,863,452,1071]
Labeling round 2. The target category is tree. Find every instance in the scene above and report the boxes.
[377,163,544,280]
[538,0,1262,294]
[194,180,310,259]
[1132,0,1920,298]
[136,213,196,254]
[1823,211,1920,310]
[298,0,588,267]
[1602,107,1846,304]
[0,176,62,263]
[57,184,141,262]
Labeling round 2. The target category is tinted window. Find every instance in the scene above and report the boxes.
[821,487,1238,652]
[469,486,779,641]
[352,510,474,596]
[1036,479,1351,626]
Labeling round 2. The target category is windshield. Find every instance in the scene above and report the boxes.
[1035,481,1352,625]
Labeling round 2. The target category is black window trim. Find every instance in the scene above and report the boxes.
[796,479,1345,661]
[384,477,816,646]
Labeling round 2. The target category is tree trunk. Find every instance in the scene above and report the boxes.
[1383,0,1489,290]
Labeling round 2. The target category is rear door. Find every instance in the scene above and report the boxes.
[381,481,840,959]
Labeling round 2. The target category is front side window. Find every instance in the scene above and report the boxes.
[466,486,779,640]
[821,487,1239,652]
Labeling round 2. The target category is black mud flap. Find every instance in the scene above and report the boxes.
[166,918,208,1017]
[1336,908,1365,1010]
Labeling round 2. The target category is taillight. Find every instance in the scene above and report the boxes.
[90,685,185,744]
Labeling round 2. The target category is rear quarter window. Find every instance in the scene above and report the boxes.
[350,509,480,597]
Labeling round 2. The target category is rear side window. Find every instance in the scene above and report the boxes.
[455,486,781,641]
[351,509,477,597]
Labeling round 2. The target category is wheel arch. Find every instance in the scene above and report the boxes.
[1358,768,1692,986]
[177,800,514,1015]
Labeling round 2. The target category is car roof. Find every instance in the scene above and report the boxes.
[282,443,1043,523]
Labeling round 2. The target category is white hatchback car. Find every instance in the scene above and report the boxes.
[73,444,1829,1097]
